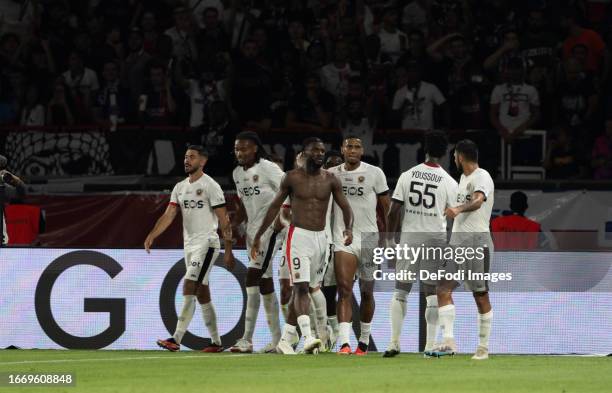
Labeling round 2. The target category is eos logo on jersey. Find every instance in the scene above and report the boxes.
[457,194,472,203]
[183,200,205,209]
[343,186,364,196]
[238,186,260,197]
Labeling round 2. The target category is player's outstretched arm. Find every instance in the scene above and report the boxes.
[331,175,354,245]
[445,191,486,219]
[251,174,291,259]
[215,206,236,270]
[144,204,178,253]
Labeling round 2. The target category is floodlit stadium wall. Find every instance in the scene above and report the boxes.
[1,248,611,354]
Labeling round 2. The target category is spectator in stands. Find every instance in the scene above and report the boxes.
[230,39,272,129]
[62,51,99,121]
[320,40,352,108]
[188,0,224,29]
[378,6,407,64]
[0,73,18,125]
[93,60,130,129]
[164,7,197,65]
[484,26,524,81]
[490,57,540,143]
[122,28,152,102]
[592,119,612,179]
[402,0,429,37]
[196,6,230,70]
[0,33,22,69]
[491,191,541,250]
[544,125,584,179]
[20,85,45,126]
[140,11,159,55]
[138,63,177,126]
[554,57,598,132]
[198,100,237,176]
[46,77,76,126]
[560,7,610,85]
[23,40,56,99]
[286,73,335,132]
[391,60,447,130]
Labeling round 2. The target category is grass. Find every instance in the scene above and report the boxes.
[0,350,610,393]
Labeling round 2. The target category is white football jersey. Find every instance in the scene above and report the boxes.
[233,159,284,235]
[170,174,226,248]
[329,162,389,240]
[393,163,458,233]
[452,167,494,233]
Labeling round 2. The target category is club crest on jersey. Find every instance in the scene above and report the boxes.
[196,189,203,196]
[358,176,365,183]
[253,175,259,182]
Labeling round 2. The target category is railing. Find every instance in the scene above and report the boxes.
[500,130,547,180]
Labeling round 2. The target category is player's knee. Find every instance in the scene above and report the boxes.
[294,283,309,298]
[337,283,352,299]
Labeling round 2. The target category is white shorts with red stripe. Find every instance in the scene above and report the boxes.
[246,227,283,279]
[284,225,329,288]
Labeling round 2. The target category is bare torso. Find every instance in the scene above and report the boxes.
[287,168,335,231]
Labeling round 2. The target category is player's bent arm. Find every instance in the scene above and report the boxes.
[254,177,291,240]
[144,204,178,251]
[456,191,486,213]
[331,175,354,232]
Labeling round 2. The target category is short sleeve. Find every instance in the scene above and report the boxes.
[490,85,502,105]
[431,84,446,105]
[445,177,459,208]
[266,160,285,191]
[208,179,227,208]
[374,166,390,194]
[169,184,179,206]
[391,172,408,202]
[473,170,494,199]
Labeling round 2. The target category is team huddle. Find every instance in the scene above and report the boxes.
[144,130,494,359]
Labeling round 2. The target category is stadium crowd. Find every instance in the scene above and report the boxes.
[0,0,611,179]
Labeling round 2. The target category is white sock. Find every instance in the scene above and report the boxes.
[338,322,351,346]
[308,296,317,337]
[281,303,289,322]
[243,286,260,341]
[359,322,371,345]
[262,292,281,344]
[297,315,312,340]
[425,295,439,350]
[281,323,298,344]
[200,302,221,345]
[478,310,493,349]
[328,315,339,336]
[390,289,408,344]
[173,295,196,344]
[310,290,328,340]
[438,304,456,340]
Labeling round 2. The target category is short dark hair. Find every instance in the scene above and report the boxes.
[303,137,324,150]
[187,144,208,157]
[424,130,448,159]
[455,139,478,162]
[203,6,219,16]
[510,191,528,214]
[235,131,269,161]
[343,135,363,144]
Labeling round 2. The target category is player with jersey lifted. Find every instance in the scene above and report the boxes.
[146,145,235,352]
[383,130,458,358]
[251,137,354,355]
[436,139,495,360]
[328,136,390,355]
[230,131,285,353]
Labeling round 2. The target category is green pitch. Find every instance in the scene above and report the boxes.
[0,350,610,393]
